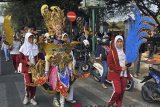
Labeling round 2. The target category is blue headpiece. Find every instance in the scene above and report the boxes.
[125,3,157,63]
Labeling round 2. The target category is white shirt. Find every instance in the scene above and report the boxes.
[10,41,21,54]
[85,34,88,40]
[1,42,9,50]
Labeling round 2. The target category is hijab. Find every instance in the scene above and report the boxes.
[19,32,39,62]
[114,35,127,77]
[114,35,126,65]
[62,33,70,42]
[62,33,68,40]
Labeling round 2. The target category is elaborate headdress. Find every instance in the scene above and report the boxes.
[41,4,65,35]
[125,3,157,63]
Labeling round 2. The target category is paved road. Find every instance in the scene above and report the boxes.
[0,53,160,107]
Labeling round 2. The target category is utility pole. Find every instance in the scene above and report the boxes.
[92,8,95,53]
[81,0,105,53]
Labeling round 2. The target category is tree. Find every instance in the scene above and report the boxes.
[4,0,46,30]
[3,0,85,31]
[103,0,160,30]
[4,0,160,31]
[103,0,130,19]
[134,0,160,30]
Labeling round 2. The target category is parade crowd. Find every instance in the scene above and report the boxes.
[0,3,159,107]
[1,24,159,107]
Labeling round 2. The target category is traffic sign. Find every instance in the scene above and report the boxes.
[67,11,77,22]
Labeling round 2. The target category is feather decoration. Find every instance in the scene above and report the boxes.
[3,15,14,45]
[125,3,157,63]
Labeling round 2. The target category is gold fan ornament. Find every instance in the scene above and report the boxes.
[41,4,65,36]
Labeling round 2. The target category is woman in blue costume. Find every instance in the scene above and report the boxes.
[45,28,74,107]
[41,5,76,107]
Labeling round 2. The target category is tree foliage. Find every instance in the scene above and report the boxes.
[103,0,160,29]
[134,0,160,28]
[3,0,84,31]
[2,0,160,31]
[102,0,130,19]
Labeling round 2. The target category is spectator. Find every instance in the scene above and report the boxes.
[95,39,102,58]
[10,36,21,73]
[19,32,39,105]
[107,35,132,107]
[133,43,146,77]
[1,40,10,61]
[100,38,110,89]
[62,33,77,104]
[79,32,85,42]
